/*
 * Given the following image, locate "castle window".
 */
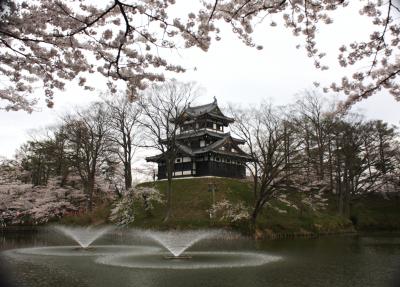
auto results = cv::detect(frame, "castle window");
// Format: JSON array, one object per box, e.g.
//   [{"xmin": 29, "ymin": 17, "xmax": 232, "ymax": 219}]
[
  {"xmin": 182, "ymin": 124, "xmax": 192, "ymax": 132},
  {"xmin": 200, "ymin": 140, "xmax": 205, "ymax": 147}
]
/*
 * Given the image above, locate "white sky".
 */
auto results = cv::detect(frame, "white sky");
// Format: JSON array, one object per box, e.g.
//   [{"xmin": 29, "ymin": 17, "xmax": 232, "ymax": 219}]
[{"xmin": 0, "ymin": 1, "xmax": 399, "ymax": 168}]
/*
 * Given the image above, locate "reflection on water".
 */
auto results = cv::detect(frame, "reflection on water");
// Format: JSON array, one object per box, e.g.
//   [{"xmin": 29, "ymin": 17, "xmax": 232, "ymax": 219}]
[
  {"xmin": 9, "ymin": 245, "xmax": 160, "ymax": 257},
  {"xmin": 1, "ymin": 229, "xmax": 400, "ymax": 287},
  {"xmin": 96, "ymin": 251, "xmax": 281, "ymax": 269}
]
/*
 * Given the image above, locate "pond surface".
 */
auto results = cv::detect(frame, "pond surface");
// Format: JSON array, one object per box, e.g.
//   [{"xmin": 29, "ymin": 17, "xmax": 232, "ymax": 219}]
[{"xmin": 1, "ymin": 229, "xmax": 399, "ymax": 287}]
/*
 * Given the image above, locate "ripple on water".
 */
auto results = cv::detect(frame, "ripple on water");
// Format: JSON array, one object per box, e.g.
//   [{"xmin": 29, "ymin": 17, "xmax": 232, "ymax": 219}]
[
  {"xmin": 5, "ymin": 245, "xmax": 160, "ymax": 257},
  {"xmin": 95, "ymin": 251, "xmax": 282, "ymax": 269}
]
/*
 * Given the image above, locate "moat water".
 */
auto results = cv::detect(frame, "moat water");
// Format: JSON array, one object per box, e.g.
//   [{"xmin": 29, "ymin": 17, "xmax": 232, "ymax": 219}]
[{"xmin": 0, "ymin": 229, "xmax": 399, "ymax": 287}]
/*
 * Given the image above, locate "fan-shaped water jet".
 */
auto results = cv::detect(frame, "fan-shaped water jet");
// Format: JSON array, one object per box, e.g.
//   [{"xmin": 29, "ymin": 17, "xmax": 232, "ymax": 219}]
[
  {"xmin": 141, "ymin": 229, "xmax": 221, "ymax": 258},
  {"xmin": 53, "ymin": 225, "xmax": 113, "ymax": 249}
]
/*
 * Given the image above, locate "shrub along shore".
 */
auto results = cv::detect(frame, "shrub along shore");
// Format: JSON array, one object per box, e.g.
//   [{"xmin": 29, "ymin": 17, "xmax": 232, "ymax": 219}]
[{"xmin": 54, "ymin": 178, "xmax": 400, "ymax": 239}]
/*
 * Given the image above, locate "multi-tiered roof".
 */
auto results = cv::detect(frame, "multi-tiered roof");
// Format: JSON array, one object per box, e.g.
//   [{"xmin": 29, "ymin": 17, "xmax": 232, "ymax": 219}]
[{"xmin": 146, "ymin": 98, "xmax": 251, "ymax": 179}]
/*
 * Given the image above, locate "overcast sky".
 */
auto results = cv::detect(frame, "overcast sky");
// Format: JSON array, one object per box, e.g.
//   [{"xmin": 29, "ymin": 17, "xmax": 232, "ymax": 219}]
[{"xmin": 1, "ymin": 1, "xmax": 399, "ymax": 170}]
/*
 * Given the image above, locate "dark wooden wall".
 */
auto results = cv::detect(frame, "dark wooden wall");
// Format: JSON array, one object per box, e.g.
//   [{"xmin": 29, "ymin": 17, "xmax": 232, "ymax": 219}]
[{"xmin": 157, "ymin": 158, "xmax": 246, "ymax": 180}]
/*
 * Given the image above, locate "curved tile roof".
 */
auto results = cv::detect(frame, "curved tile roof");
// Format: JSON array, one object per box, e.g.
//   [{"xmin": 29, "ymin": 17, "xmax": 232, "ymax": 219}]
[{"xmin": 183, "ymin": 98, "xmax": 234, "ymax": 122}]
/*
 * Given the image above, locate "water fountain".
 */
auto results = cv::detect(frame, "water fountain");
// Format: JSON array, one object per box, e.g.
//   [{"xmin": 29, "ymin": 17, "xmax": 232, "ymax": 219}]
[
  {"xmin": 95, "ymin": 229, "xmax": 281, "ymax": 269},
  {"xmin": 53, "ymin": 225, "xmax": 113, "ymax": 249},
  {"xmin": 8, "ymin": 225, "xmax": 160, "ymax": 257},
  {"xmin": 3, "ymin": 227, "xmax": 281, "ymax": 269},
  {"xmin": 142, "ymin": 229, "xmax": 220, "ymax": 259}
]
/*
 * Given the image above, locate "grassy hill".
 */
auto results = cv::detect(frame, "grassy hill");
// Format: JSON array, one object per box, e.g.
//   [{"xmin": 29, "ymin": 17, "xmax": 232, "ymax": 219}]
[
  {"xmin": 135, "ymin": 177, "xmax": 253, "ymax": 230},
  {"xmin": 351, "ymin": 194, "xmax": 400, "ymax": 231},
  {"xmin": 134, "ymin": 177, "xmax": 356, "ymax": 236},
  {"xmin": 61, "ymin": 177, "xmax": 400, "ymax": 238}
]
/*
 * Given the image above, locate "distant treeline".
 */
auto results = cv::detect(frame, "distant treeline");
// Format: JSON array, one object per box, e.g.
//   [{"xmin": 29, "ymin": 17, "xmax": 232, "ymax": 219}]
[
  {"xmin": 12, "ymin": 94, "xmax": 141, "ymax": 211},
  {"xmin": 229, "ymin": 91, "xmax": 400, "ymax": 224},
  {"xmin": 4, "ymin": 84, "xmax": 400, "ymax": 225}
]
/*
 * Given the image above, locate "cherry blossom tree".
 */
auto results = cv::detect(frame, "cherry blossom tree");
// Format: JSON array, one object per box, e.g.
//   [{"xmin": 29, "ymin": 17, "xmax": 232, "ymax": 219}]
[
  {"xmin": 0, "ymin": 0, "xmax": 203, "ymax": 111},
  {"xmin": 1, "ymin": 0, "xmax": 399, "ymax": 113},
  {"xmin": 109, "ymin": 186, "xmax": 163, "ymax": 226},
  {"xmin": 201, "ymin": 0, "xmax": 400, "ymax": 110}
]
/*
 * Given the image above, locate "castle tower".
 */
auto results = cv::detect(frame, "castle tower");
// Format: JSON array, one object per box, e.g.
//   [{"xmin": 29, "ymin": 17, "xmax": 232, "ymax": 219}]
[{"xmin": 146, "ymin": 98, "xmax": 251, "ymax": 179}]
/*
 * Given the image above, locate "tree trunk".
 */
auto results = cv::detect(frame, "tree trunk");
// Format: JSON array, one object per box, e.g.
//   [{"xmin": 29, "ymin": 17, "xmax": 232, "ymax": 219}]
[
  {"xmin": 328, "ymin": 138, "xmax": 334, "ymax": 192},
  {"xmin": 124, "ymin": 161, "xmax": 132, "ymax": 190},
  {"xmin": 60, "ymin": 169, "xmax": 69, "ymax": 187},
  {"xmin": 253, "ymin": 165, "xmax": 258, "ymax": 203},
  {"xmin": 305, "ymin": 129, "xmax": 311, "ymax": 181},
  {"xmin": 142, "ymin": 194, "xmax": 152, "ymax": 217},
  {"xmin": 163, "ymin": 160, "xmax": 173, "ymax": 222},
  {"xmin": 87, "ymin": 174, "xmax": 96, "ymax": 212},
  {"xmin": 335, "ymin": 136, "xmax": 343, "ymax": 215},
  {"xmin": 344, "ymin": 165, "xmax": 352, "ymax": 218},
  {"xmin": 250, "ymin": 208, "xmax": 259, "ymax": 232},
  {"xmin": 338, "ymin": 180, "xmax": 344, "ymax": 215},
  {"xmin": 250, "ymin": 198, "xmax": 264, "ymax": 233},
  {"xmin": 342, "ymin": 166, "xmax": 350, "ymax": 217},
  {"xmin": 319, "ymin": 148, "xmax": 324, "ymax": 180}
]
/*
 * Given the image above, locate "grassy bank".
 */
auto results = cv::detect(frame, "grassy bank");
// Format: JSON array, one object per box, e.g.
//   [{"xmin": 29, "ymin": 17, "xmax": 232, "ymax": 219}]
[
  {"xmin": 351, "ymin": 194, "xmax": 400, "ymax": 231},
  {"xmin": 58, "ymin": 202, "xmax": 112, "ymax": 226},
  {"xmin": 135, "ymin": 178, "xmax": 253, "ymax": 230},
  {"xmin": 134, "ymin": 178, "xmax": 354, "ymax": 236},
  {"xmin": 56, "ymin": 177, "xmax": 400, "ymax": 238}
]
